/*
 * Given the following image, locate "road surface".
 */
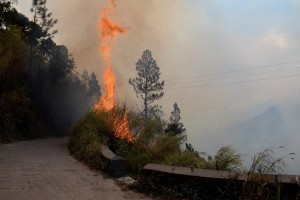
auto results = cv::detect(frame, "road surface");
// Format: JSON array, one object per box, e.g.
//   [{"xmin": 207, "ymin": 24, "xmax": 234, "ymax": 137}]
[{"xmin": 0, "ymin": 137, "xmax": 150, "ymax": 200}]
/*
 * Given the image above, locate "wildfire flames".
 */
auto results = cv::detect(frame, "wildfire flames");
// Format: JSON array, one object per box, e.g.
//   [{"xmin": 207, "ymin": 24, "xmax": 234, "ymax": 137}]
[{"xmin": 94, "ymin": 0, "xmax": 135, "ymax": 143}]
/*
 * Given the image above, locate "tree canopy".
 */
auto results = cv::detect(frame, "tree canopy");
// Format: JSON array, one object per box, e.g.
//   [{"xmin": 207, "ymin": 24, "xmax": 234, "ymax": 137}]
[
  {"xmin": 0, "ymin": 0, "xmax": 101, "ymax": 142},
  {"xmin": 165, "ymin": 102, "xmax": 186, "ymax": 136},
  {"xmin": 129, "ymin": 49, "xmax": 164, "ymax": 119}
]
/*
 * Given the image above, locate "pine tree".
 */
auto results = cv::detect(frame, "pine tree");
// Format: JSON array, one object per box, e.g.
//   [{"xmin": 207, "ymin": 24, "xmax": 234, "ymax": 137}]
[
  {"xmin": 29, "ymin": 0, "xmax": 57, "ymax": 75},
  {"xmin": 165, "ymin": 102, "xmax": 186, "ymax": 135},
  {"xmin": 88, "ymin": 72, "xmax": 101, "ymax": 103},
  {"xmin": 31, "ymin": 0, "xmax": 57, "ymax": 39},
  {"xmin": 129, "ymin": 49, "xmax": 164, "ymax": 119}
]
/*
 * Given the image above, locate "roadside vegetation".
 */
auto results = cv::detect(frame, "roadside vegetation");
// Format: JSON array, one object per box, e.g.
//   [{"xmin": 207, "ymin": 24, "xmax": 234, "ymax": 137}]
[
  {"xmin": 69, "ymin": 106, "xmax": 246, "ymax": 198},
  {"xmin": 69, "ymin": 112, "xmax": 299, "ymax": 199},
  {"xmin": 69, "ymin": 48, "xmax": 298, "ymax": 199}
]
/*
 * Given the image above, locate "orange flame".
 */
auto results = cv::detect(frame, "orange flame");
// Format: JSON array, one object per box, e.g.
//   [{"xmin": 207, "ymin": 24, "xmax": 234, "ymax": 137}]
[
  {"xmin": 113, "ymin": 111, "xmax": 135, "ymax": 142},
  {"xmin": 94, "ymin": 0, "xmax": 135, "ymax": 143},
  {"xmin": 94, "ymin": 0, "xmax": 126, "ymax": 111}
]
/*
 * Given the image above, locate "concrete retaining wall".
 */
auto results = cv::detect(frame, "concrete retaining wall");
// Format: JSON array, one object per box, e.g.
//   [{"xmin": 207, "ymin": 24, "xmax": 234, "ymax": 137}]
[
  {"xmin": 101, "ymin": 146, "xmax": 127, "ymax": 178},
  {"xmin": 142, "ymin": 163, "xmax": 300, "ymax": 199}
]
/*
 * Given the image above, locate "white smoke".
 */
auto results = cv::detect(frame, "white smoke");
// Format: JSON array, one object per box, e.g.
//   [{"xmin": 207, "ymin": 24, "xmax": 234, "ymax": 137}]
[{"xmin": 17, "ymin": 0, "xmax": 300, "ymax": 173}]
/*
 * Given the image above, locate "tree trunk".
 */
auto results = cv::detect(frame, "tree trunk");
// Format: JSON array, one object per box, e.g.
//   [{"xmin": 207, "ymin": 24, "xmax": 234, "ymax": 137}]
[
  {"xmin": 144, "ymin": 93, "xmax": 147, "ymax": 119},
  {"xmin": 29, "ymin": 44, "xmax": 32, "ymax": 76}
]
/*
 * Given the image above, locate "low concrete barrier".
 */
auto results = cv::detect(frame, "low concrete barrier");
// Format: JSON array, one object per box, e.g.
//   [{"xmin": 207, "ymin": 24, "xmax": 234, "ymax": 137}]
[
  {"xmin": 101, "ymin": 146, "xmax": 127, "ymax": 178},
  {"xmin": 142, "ymin": 163, "xmax": 300, "ymax": 199},
  {"xmin": 144, "ymin": 163, "xmax": 299, "ymax": 184}
]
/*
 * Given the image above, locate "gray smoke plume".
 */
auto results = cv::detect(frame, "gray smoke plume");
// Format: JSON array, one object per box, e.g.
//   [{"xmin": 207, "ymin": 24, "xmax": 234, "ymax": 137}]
[{"xmin": 17, "ymin": 0, "xmax": 300, "ymax": 174}]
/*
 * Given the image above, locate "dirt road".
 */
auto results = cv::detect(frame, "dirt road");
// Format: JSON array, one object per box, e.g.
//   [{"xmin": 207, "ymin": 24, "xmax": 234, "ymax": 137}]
[{"xmin": 0, "ymin": 137, "xmax": 150, "ymax": 200}]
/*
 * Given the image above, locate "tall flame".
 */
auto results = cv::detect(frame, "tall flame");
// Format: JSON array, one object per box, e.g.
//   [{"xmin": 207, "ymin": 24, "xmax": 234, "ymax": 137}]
[
  {"xmin": 94, "ymin": 0, "xmax": 126, "ymax": 111},
  {"xmin": 94, "ymin": 0, "xmax": 135, "ymax": 143}
]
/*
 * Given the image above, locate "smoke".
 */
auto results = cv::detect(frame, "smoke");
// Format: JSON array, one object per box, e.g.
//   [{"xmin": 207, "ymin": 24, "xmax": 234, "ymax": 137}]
[
  {"xmin": 44, "ymin": 0, "xmax": 226, "ymax": 113},
  {"xmin": 17, "ymin": 0, "xmax": 300, "ymax": 173}
]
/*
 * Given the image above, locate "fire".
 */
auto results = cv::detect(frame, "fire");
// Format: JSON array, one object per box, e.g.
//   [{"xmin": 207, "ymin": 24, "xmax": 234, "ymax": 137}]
[
  {"xmin": 113, "ymin": 112, "xmax": 135, "ymax": 142},
  {"xmin": 94, "ymin": 67, "xmax": 115, "ymax": 111},
  {"xmin": 94, "ymin": 0, "xmax": 125, "ymax": 111},
  {"xmin": 94, "ymin": 0, "xmax": 135, "ymax": 143}
]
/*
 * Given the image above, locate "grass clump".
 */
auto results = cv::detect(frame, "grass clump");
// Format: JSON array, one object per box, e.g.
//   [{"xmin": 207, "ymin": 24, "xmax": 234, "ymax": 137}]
[{"xmin": 242, "ymin": 147, "xmax": 295, "ymax": 200}]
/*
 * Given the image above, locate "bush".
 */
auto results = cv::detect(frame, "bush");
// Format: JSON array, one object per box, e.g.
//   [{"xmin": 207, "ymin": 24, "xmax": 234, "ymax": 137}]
[
  {"xmin": 69, "ymin": 111, "xmax": 109, "ymax": 170},
  {"xmin": 211, "ymin": 145, "xmax": 242, "ymax": 171},
  {"xmin": 163, "ymin": 151, "xmax": 204, "ymax": 167}
]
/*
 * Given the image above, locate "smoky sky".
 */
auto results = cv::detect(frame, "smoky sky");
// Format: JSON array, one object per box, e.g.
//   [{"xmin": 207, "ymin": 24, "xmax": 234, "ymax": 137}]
[{"xmin": 17, "ymin": 0, "xmax": 300, "ymax": 174}]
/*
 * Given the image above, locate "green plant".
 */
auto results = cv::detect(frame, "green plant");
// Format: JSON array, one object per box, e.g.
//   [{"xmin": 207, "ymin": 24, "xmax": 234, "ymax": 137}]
[
  {"xmin": 213, "ymin": 145, "xmax": 242, "ymax": 171},
  {"xmin": 242, "ymin": 148, "xmax": 290, "ymax": 200},
  {"xmin": 0, "ymin": 26, "xmax": 42, "ymax": 142},
  {"xmin": 197, "ymin": 145, "xmax": 243, "ymax": 171},
  {"xmin": 163, "ymin": 151, "xmax": 205, "ymax": 167},
  {"xmin": 165, "ymin": 102, "xmax": 186, "ymax": 136},
  {"xmin": 114, "ymin": 113, "xmax": 191, "ymax": 176},
  {"xmin": 129, "ymin": 49, "xmax": 165, "ymax": 119},
  {"xmin": 68, "ymin": 110, "xmax": 109, "ymax": 170}
]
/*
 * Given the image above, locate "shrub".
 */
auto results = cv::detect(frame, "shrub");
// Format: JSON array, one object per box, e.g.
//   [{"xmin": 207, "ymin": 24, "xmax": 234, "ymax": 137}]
[
  {"xmin": 69, "ymin": 111, "xmax": 109, "ymax": 170},
  {"xmin": 163, "ymin": 151, "xmax": 204, "ymax": 167},
  {"xmin": 213, "ymin": 145, "xmax": 242, "ymax": 171}
]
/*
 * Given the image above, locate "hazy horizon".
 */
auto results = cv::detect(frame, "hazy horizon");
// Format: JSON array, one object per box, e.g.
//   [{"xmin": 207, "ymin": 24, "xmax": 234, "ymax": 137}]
[{"xmin": 17, "ymin": 0, "xmax": 300, "ymax": 174}]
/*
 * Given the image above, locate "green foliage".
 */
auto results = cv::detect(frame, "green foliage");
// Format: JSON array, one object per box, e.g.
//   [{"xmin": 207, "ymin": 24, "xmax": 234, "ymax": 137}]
[
  {"xmin": 165, "ymin": 102, "xmax": 186, "ymax": 136},
  {"xmin": 129, "ymin": 49, "xmax": 164, "ymax": 119},
  {"xmin": 69, "ymin": 107, "xmax": 143, "ymax": 171},
  {"xmin": 198, "ymin": 145, "xmax": 243, "ymax": 171},
  {"xmin": 242, "ymin": 148, "xmax": 291, "ymax": 200},
  {"xmin": 0, "ymin": 1, "xmax": 101, "ymax": 140},
  {"xmin": 115, "ymin": 110, "xmax": 194, "ymax": 175},
  {"xmin": 0, "ymin": 1, "xmax": 18, "ymax": 28},
  {"xmin": 69, "ymin": 111, "xmax": 109, "ymax": 170},
  {"xmin": 163, "ymin": 151, "xmax": 204, "ymax": 167},
  {"xmin": 70, "ymin": 108, "xmax": 186, "ymax": 176},
  {"xmin": 31, "ymin": 0, "xmax": 58, "ymax": 39},
  {"xmin": 69, "ymin": 107, "xmax": 250, "ymax": 199},
  {"xmin": 115, "ymin": 118, "xmax": 171, "ymax": 175},
  {"xmin": 69, "ymin": 107, "xmax": 244, "ymax": 180},
  {"xmin": 88, "ymin": 72, "xmax": 101, "ymax": 101},
  {"xmin": 213, "ymin": 145, "xmax": 242, "ymax": 171},
  {"xmin": 0, "ymin": 26, "xmax": 41, "ymax": 142}
]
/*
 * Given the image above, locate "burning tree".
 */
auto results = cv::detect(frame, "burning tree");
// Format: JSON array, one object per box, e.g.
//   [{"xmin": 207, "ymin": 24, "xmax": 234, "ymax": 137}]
[
  {"xmin": 129, "ymin": 50, "xmax": 164, "ymax": 119},
  {"xmin": 165, "ymin": 102, "xmax": 186, "ymax": 135}
]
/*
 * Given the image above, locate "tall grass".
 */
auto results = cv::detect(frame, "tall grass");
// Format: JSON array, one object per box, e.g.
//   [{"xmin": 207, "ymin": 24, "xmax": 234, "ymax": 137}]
[{"xmin": 242, "ymin": 147, "xmax": 295, "ymax": 199}]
